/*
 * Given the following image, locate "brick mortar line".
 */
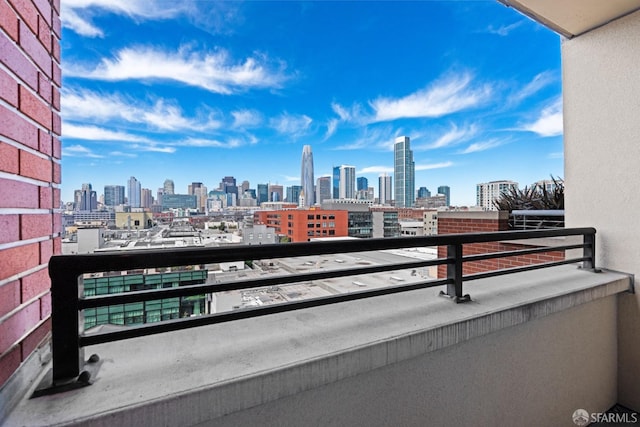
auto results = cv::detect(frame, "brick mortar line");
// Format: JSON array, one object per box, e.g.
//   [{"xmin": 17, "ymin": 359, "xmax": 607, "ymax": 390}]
[
  {"xmin": 0, "ymin": 261, "xmax": 49, "ymax": 288},
  {"xmin": 0, "ymin": 235, "xmax": 55, "ymax": 252},
  {"xmin": 0, "ymin": 286, "xmax": 51, "ymax": 326},
  {"xmin": 0, "ymin": 94, "xmax": 60, "ymax": 139},
  {"xmin": 0, "ymin": 169, "xmax": 59, "ymax": 187},
  {"xmin": 0, "ymin": 315, "xmax": 51, "ymax": 361},
  {"xmin": 0, "ymin": 22, "xmax": 61, "ymax": 87},
  {"xmin": 0, "ymin": 133, "xmax": 61, "ymax": 163}
]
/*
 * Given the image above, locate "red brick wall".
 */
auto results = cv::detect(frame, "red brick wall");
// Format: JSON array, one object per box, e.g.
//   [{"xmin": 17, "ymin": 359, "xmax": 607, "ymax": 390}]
[
  {"xmin": 437, "ymin": 212, "xmax": 564, "ymax": 278},
  {"xmin": 0, "ymin": 0, "xmax": 61, "ymax": 388},
  {"xmin": 255, "ymin": 209, "xmax": 349, "ymax": 242}
]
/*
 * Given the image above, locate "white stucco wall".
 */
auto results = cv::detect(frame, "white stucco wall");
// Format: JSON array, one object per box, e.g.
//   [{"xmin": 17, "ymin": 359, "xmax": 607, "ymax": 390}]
[{"xmin": 562, "ymin": 9, "xmax": 640, "ymax": 410}]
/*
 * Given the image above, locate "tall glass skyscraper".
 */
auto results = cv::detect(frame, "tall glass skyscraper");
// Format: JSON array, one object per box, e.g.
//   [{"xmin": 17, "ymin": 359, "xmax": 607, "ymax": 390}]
[
  {"xmin": 394, "ymin": 136, "xmax": 415, "ymax": 208},
  {"xmin": 104, "ymin": 185, "xmax": 125, "ymax": 207},
  {"xmin": 128, "ymin": 176, "xmax": 141, "ymax": 208},
  {"xmin": 316, "ymin": 176, "xmax": 332, "ymax": 204},
  {"xmin": 300, "ymin": 145, "xmax": 315, "ymax": 206},
  {"xmin": 437, "ymin": 185, "xmax": 450, "ymax": 206},
  {"xmin": 336, "ymin": 165, "xmax": 356, "ymax": 199},
  {"xmin": 379, "ymin": 173, "xmax": 392, "ymax": 205}
]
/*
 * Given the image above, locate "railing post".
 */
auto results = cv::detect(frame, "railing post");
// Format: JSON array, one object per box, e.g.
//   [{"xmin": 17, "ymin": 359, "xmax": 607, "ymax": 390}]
[
  {"xmin": 583, "ymin": 232, "xmax": 598, "ymax": 271},
  {"xmin": 50, "ymin": 264, "xmax": 85, "ymax": 384},
  {"xmin": 440, "ymin": 243, "xmax": 471, "ymax": 303}
]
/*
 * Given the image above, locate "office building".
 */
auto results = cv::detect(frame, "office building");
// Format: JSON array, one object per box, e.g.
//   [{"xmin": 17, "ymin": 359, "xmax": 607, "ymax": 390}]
[
  {"xmin": 333, "ymin": 165, "xmax": 356, "ymax": 199},
  {"xmin": 254, "ymin": 209, "xmax": 348, "ymax": 242},
  {"xmin": 257, "ymin": 184, "xmax": 269, "ymax": 204},
  {"xmin": 268, "ymin": 184, "xmax": 284, "ymax": 203},
  {"xmin": 78, "ymin": 183, "xmax": 97, "ymax": 211},
  {"xmin": 437, "ymin": 185, "xmax": 451, "ymax": 206},
  {"xmin": 163, "ymin": 179, "xmax": 175, "ymax": 195},
  {"xmin": 417, "ymin": 187, "xmax": 431, "ymax": 199},
  {"xmin": 141, "ymin": 188, "xmax": 153, "ymax": 208},
  {"xmin": 286, "ymin": 185, "xmax": 302, "ymax": 204},
  {"xmin": 316, "ymin": 176, "xmax": 332, "ymax": 205},
  {"xmin": 301, "ymin": 145, "xmax": 315, "ymax": 207},
  {"xmin": 128, "ymin": 176, "xmax": 141, "ymax": 208},
  {"xmin": 394, "ymin": 136, "xmax": 415, "ymax": 208},
  {"xmin": 357, "ymin": 177, "xmax": 368, "ymax": 191},
  {"xmin": 476, "ymin": 180, "xmax": 518, "ymax": 210},
  {"xmin": 379, "ymin": 173, "xmax": 392, "ymax": 205},
  {"xmin": 104, "ymin": 185, "xmax": 125, "ymax": 207}
]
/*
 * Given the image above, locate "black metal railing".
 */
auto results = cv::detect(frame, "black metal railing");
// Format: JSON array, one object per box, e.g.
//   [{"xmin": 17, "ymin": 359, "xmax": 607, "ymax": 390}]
[
  {"xmin": 509, "ymin": 210, "xmax": 565, "ymax": 230},
  {"xmin": 46, "ymin": 227, "xmax": 596, "ymax": 392}
]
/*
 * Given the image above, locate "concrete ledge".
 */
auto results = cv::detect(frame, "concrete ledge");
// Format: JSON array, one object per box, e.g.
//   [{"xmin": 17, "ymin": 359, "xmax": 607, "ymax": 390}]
[{"xmin": 3, "ymin": 266, "xmax": 631, "ymax": 426}]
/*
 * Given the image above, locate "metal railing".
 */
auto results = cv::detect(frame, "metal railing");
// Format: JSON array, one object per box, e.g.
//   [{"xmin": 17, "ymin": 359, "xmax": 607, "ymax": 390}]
[
  {"xmin": 509, "ymin": 210, "xmax": 565, "ymax": 230},
  {"xmin": 45, "ymin": 227, "xmax": 596, "ymax": 394}
]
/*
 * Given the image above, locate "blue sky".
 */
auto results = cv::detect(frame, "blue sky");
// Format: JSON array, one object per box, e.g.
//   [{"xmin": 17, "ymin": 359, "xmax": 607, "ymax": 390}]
[{"xmin": 60, "ymin": 0, "xmax": 563, "ymax": 206}]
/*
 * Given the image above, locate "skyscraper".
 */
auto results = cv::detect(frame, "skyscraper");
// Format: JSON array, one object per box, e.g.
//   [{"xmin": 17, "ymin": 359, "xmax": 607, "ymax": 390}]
[
  {"xmin": 316, "ymin": 176, "xmax": 332, "ymax": 204},
  {"xmin": 417, "ymin": 187, "xmax": 431, "ymax": 198},
  {"xmin": 379, "ymin": 174, "xmax": 392, "ymax": 205},
  {"xmin": 437, "ymin": 185, "xmax": 450, "ymax": 206},
  {"xmin": 338, "ymin": 165, "xmax": 356, "ymax": 199},
  {"xmin": 394, "ymin": 136, "xmax": 415, "ymax": 208},
  {"xmin": 128, "ymin": 176, "xmax": 141, "ymax": 208},
  {"xmin": 300, "ymin": 145, "xmax": 315, "ymax": 207},
  {"xmin": 104, "ymin": 185, "xmax": 125, "ymax": 207},
  {"xmin": 286, "ymin": 185, "xmax": 302, "ymax": 204},
  {"xmin": 257, "ymin": 184, "xmax": 269, "ymax": 204},
  {"xmin": 79, "ymin": 183, "xmax": 97, "ymax": 211},
  {"xmin": 141, "ymin": 188, "xmax": 153, "ymax": 208},
  {"xmin": 357, "ymin": 177, "xmax": 368, "ymax": 191},
  {"xmin": 163, "ymin": 179, "xmax": 175, "ymax": 195},
  {"xmin": 332, "ymin": 166, "xmax": 340, "ymax": 199}
]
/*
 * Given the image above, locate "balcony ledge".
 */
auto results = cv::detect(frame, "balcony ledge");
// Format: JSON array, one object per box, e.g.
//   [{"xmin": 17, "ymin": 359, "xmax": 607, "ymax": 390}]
[{"xmin": 4, "ymin": 265, "xmax": 631, "ymax": 426}]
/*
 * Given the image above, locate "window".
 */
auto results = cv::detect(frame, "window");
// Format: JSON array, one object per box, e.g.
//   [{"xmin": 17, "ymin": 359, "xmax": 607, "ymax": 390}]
[
  {"xmin": 307, "ymin": 215, "xmax": 314, "ymax": 220},
  {"xmin": 308, "ymin": 223, "xmax": 314, "ymax": 228},
  {"xmin": 329, "ymin": 230, "xmax": 335, "ymax": 235}
]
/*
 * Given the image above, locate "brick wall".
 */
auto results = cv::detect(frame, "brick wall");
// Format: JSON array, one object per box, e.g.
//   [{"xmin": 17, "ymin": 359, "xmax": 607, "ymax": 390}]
[
  {"xmin": 0, "ymin": 0, "xmax": 61, "ymax": 388},
  {"xmin": 437, "ymin": 211, "xmax": 564, "ymax": 278}
]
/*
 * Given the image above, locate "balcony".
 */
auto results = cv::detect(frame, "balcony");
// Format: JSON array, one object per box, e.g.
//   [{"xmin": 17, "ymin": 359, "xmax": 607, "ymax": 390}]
[{"xmin": 3, "ymin": 229, "xmax": 635, "ymax": 426}]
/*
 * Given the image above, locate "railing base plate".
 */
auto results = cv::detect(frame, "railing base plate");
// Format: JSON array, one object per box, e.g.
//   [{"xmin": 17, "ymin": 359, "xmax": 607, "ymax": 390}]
[
  {"xmin": 438, "ymin": 291, "xmax": 471, "ymax": 303},
  {"xmin": 31, "ymin": 354, "xmax": 102, "ymax": 398}
]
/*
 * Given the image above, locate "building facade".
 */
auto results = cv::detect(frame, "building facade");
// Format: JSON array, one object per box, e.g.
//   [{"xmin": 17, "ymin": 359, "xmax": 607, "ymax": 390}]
[
  {"xmin": 437, "ymin": 185, "xmax": 450, "ymax": 206},
  {"xmin": 338, "ymin": 165, "xmax": 356, "ymax": 199},
  {"xmin": 128, "ymin": 176, "xmax": 141, "ymax": 208},
  {"xmin": 476, "ymin": 180, "xmax": 518, "ymax": 210},
  {"xmin": 300, "ymin": 145, "xmax": 315, "ymax": 207},
  {"xmin": 316, "ymin": 176, "xmax": 332, "ymax": 205},
  {"xmin": 379, "ymin": 173, "xmax": 392, "ymax": 205},
  {"xmin": 254, "ymin": 209, "xmax": 348, "ymax": 242},
  {"xmin": 394, "ymin": 136, "xmax": 415, "ymax": 208},
  {"xmin": 104, "ymin": 185, "xmax": 125, "ymax": 207}
]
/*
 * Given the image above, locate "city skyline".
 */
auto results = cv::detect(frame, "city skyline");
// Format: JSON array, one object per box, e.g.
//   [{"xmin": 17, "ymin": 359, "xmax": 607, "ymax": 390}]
[{"xmin": 60, "ymin": 1, "xmax": 563, "ymax": 205}]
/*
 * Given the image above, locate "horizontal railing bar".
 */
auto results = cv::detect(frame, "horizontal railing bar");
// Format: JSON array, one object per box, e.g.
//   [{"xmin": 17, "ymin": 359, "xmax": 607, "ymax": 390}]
[
  {"xmin": 79, "ymin": 278, "xmax": 451, "ymax": 346},
  {"xmin": 49, "ymin": 228, "xmax": 596, "ymax": 281},
  {"xmin": 80, "ymin": 258, "xmax": 449, "ymax": 308},
  {"xmin": 463, "ymin": 257, "xmax": 588, "ymax": 282},
  {"xmin": 462, "ymin": 243, "xmax": 586, "ymax": 263}
]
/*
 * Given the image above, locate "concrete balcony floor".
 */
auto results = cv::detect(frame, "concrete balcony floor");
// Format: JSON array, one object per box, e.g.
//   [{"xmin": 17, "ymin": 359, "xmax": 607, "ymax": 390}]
[{"xmin": 3, "ymin": 265, "xmax": 631, "ymax": 427}]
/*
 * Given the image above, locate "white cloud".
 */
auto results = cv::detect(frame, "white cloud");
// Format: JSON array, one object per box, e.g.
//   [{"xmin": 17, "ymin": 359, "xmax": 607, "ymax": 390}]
[
  {"xmin": 109, "ymin": 151, "xmax": 137, "ymax": 158},
  {"xmin": 129, "ymin": 144, "xmax": 176, "ymax": 153},
  {"xmin": 270, "ymin": 113, "xmax": 312, "ymax": 137},
  {"xmin": 369, "ymin": 73, "xmax": 492, "ymax": 123},
  {"xmin": 415, "ymin": 123, "xmax": 478, "ymax": 150},
  {"xmin": 522, "ymin": 98, "xmax": 563, "ymax": 137},
  {"xmin": 65, "ymin": 46, "xmax": 289, "ymax": 94},
  {"xmin": 178, "ymin": 137, "xmax": 246, "ymax": 149},
  {"xmin": 415, "ymin": 161, "xmax": 454, "ymax": 171},
  {"xmin": 359, "ymin": 166, "xmax": 393, "ymax": 174},
  {"xmin": 458, "ymin": 138, "xmax": 506, "ymax": 154},
  {"xmin": 62, "ymin": 89, "xmax": 220, "ymax": 131},
  {"xmin": 508, "ymin": 71, "xmax": 556, "ymax": 106},
  {"xmin": 486, "ymin": 21, "xmax": 524, "ymax": 36},
  {"xmin": 62, "ymin": 144, "xmax": 104, "ymax": 158},
  {"xmin": 282, "ymin": 175, "xmax": 299, "ymax": 182},
  {"xmin": 231, "ymin": 110, "xmax": 263, "ymax": 128},
  {"xmin": 62, "ymin": 7, "xmax": 103, "ymax": 37},
  {"xmin": 63, "ymin": 123, "xmax": 149, "ymax": 142},
  {"xmin": 548, "ymin": 151, "xmax": 563, "ymax": 159}
]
